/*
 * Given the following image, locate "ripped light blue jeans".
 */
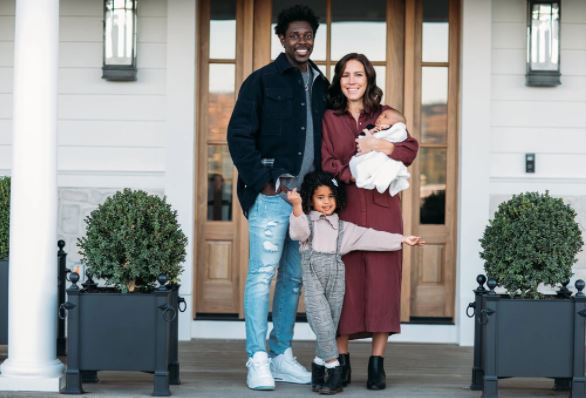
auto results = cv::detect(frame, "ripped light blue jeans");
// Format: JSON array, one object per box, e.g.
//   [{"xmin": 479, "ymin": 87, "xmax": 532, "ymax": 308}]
[{"xmin": 244, "ymin": 193, "xmax": 302, "ymax": 358}]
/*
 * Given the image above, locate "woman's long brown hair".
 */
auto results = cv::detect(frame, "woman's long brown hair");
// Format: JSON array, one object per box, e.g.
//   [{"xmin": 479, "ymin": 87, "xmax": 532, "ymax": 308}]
[{"xmin": 327, "ymin": 53, "xmax": 383, "ymax": 115}]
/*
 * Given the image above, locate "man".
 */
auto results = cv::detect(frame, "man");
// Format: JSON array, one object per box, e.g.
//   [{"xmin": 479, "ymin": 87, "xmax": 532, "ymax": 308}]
[{"xmin": 227, "ymin": 4, "xmax": 329, "ymax": 391}]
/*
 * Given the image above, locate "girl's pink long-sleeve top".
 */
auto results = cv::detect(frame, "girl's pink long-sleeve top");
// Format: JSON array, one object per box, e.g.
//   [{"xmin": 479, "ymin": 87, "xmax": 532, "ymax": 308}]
[{"xmin": 289, "ymin": 211, "xmax": 402, "ymax": 255}]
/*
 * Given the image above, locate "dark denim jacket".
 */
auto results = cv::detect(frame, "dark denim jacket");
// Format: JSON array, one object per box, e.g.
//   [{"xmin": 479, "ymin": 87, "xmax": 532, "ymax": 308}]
[{"xmin": 227, "ymin": 53, "xmax": 329, "ymax": 216}]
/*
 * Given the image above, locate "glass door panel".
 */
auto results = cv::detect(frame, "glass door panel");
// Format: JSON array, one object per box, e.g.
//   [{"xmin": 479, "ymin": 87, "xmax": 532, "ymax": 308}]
[
  {"xmin": 207, "ymin": 145, "xmax": 234, "ymax": 221},
  {"xmin": 208, "ymin": 64, "xmax": 236, "ymax": 140},
  {"xmin": 331, "ymin": 0, "xmax": 387, "ymax": 61},
  {"xmin": 422, "ymin": 0, "xmax": 449, "ymax": 62},
  {"xmin": 421, "ymin": 67, "xmax": 448, "ymax": 144},
  {"xmin": 419, "ymin": 147, "xmax": 446, "ymax": 225},
  {"xmin": 209, "ymin": 1, "xmax": 237, "ymax": 59}
]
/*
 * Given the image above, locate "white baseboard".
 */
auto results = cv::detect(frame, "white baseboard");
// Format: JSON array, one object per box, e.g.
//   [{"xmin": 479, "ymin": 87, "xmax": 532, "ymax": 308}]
[{"xmin": 191, "ymin": 320, "xmax": 458, "ymax": 344}]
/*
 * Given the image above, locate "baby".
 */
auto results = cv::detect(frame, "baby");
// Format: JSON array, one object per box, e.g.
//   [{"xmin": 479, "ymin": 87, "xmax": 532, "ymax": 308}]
[{"xmin": 349, "ymin": 108, "xmax": 411, "ymax": 196}]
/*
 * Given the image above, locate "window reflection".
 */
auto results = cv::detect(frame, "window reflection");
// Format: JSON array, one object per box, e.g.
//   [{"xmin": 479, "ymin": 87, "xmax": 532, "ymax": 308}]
[
  {"xmin": 422, "ymin": 0, "xmax": 449, "ymax": 63},
  {"xmin": 530, "ymin": 3, "xmax": 560, "ymax": 71},
  {"xmin": 419, "ymin": 148, "xmax": 446, "ymax": 225},
  {"xmin": 208, "ymin": 145, "xmax": 233, "ymax": 221},
  {"xmin": 208, "ymin": 64, "xmax": 235, "ymax": 138},
  {"xmin": 331, "ymin": 0, "xmax": 387, "ymax": 61},
  {"xmin": 374, "ymin": 66, "xmax": 386, "ymax": 104},
  {"xmin": 210, "ymin": 0, "xmax": 236, "ymax": 59},
  {"xmin": 104, "ymin": 0, "xmax": 136, "ymax": 66},
  {"xmin": 271, "ymin": 0, "xmax": 326, "ymax": 60},
  {"xmin": 421, "ymin": 67, "xmax": 447, "ymax": 144}
]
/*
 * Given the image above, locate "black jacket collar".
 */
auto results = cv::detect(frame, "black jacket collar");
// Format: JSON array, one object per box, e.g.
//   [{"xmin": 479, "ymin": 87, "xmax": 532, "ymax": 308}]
[{"xmin": 275, "ymin": 53, "xmax": 325, "ymax": 81}]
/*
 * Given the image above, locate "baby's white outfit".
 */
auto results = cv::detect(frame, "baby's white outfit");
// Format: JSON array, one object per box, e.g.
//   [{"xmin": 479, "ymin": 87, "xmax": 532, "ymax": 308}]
[{"xmin": 349, "ymin": 122, "xmax": 410, "ymax": 196}]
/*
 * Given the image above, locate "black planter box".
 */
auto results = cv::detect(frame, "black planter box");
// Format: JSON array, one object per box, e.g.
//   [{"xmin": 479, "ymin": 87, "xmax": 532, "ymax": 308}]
[
  {"xmin": 62, "ymin": 281, "xmax": 181, "ymax": 396},
  {"xmin": 469, "ymin": 276, "xmax": 586, "ymax": 398},
  {"xmin": 0, "ymin": 259, "xmax": 7, "ymax": 345},
  {"xmin": 1, "ymin": 241, "xmax": 70, "ymax": 352}
]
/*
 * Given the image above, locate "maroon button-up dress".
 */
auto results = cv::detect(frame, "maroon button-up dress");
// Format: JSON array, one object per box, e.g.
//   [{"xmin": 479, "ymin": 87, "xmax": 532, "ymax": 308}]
[{"xmin": 321, "ymin": 106, "xmax": 419, "ymax": 339}]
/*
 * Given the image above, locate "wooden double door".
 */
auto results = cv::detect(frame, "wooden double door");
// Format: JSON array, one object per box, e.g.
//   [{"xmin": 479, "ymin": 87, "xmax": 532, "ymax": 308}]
[{"xmin": 195, "ymin": 0, "xmax": 460, "ymax": 322}]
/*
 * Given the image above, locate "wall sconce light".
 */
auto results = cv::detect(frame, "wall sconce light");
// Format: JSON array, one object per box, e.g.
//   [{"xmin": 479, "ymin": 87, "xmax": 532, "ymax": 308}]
[
  {"xmin": 102, "ymin": 0, "xmax": 137, "ymax": 81},
  {"xmin": 526, "ymin": 0, "xmax": 561, "ymax": 87}
]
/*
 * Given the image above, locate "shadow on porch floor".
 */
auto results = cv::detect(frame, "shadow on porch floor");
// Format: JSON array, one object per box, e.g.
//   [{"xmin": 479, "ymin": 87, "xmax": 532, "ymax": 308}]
[{"xmin": 0, "ymin": 339, "xmax": 575, "ymax": 397}]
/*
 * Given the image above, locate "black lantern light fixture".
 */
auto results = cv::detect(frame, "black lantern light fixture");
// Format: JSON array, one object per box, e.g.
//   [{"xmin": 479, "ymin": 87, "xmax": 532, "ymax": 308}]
[
  {"xmin": 526, "ymin": 0, "xmax": 561, "ymax": 87},
  {"xmin": 102, "ymin": 0, "xmax": 137, "ymax": 81}
]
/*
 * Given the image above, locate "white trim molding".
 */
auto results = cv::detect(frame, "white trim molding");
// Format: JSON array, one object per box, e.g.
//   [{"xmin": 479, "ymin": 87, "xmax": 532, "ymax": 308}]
[{"xmin": 191, "ymin": 321, "xmax": 459, "ymax": 344}]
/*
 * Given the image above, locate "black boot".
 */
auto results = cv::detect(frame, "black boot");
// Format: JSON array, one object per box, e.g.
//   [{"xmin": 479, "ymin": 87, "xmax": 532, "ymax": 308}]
[
  {"xmin": 338, "ymin": 353, "xmax": 351, "ymax": 386},
  {"xmin": 312, "ymin": 362, "xmax": 326, "ymax": 393},
  {"xmin": 366, "ymin": 356, "xmax": 386, "ymax": 390},
  {"xmin": 319, "ymin": 366, "xmax": 344, "ymax": 395}
]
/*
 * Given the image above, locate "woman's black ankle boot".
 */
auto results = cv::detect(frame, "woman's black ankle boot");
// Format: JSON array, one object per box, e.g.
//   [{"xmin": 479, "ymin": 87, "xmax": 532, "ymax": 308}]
[
  {"xmin": 319, "ymin": 366, "xmax": 344, "ymax": 395},
  {"xmin": 312, "ymin": 362, "xmax": 326, "ymax": 392},
  {"xmin": 367, "ymin": 356, "xmax": 386, "ymax": 390},
  {"xmin": 338, "ymin": 353, "xmax": 351, "ymax": 386}
]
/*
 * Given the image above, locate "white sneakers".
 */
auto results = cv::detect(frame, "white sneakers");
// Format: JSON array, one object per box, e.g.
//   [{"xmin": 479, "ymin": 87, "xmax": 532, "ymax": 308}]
[
  {"xmin": 247, "ymin": 351, "xmax": 275, "ymax": 390},
  {"xmin": 247, "ymin": 348, "xmax": 311, "ymax": 390},
  {"xmin": 270, "ymin": 348, "xmax": 311, "ymax": 385}
]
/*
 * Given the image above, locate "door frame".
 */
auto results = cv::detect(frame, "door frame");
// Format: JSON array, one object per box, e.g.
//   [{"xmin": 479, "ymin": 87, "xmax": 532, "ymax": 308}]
[{"xmin": 194, "ymin": 0, "xmax": 460, "ymax": 321}]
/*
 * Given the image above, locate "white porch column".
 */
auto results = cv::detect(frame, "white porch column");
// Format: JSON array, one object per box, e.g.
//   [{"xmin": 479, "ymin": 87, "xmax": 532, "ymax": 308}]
[
  {"xmin": 165, "ymin": 0, "xmax": 196, "ymax": 341},
  {"xmin": 0, "ymin": 0, "xmax": 63, "ymax": 391},
  {"xmin": 455, "ymin": 0, "xmax": 492, "ymax": 347}
]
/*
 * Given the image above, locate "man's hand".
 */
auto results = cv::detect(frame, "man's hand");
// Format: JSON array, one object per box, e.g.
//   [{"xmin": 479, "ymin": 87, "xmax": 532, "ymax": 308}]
[
  {"xmin": 261, "ymin": 177, "xmax": 293, "ymax": 196},
  {"xmin": 261, "ymin": 182, "xmax": 277, "ymax": 195}
]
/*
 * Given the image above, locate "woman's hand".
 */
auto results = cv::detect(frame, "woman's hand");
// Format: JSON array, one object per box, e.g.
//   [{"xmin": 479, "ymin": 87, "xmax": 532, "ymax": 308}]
[
  {"xmin": 355, "ymin": 131, "xmax": 395, "ymax": 155},
  {"xmin": 402, "ymin": 235, "xmax": 425, "ymax": 246}
]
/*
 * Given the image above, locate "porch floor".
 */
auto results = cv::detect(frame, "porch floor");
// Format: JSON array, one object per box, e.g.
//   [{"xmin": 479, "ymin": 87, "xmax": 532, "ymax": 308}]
[{"xmin": 0, "ymin": 339, "xmax": 576, "ymax": 397}]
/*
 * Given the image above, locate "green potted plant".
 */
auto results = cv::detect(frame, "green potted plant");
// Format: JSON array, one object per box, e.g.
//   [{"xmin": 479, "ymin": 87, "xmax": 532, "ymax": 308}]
[
  {"xmin": 469, "ymin": 192, "xmax": 585, "ymax": 398},
  {"xmin": 0, "ymin": 176, "xmax": 10, "ymax": 345},
  {"xmin": 62, "ymin": 189, "xmax": 188, "ymax": 396}
]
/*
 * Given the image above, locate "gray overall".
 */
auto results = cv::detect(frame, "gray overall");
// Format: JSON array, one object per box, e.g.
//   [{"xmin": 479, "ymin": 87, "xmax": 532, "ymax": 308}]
[{"xmin": 301, "ymin": 218, "xmax": 346, "ymax": 361}]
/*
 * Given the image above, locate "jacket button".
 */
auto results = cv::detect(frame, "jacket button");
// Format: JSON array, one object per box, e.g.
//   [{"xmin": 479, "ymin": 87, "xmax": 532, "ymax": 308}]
[
  {"xmin": 298, "ymin": 152, "xmax": 302, "ymax": 156},
  {"xmin": 300, "ymin": 126, "xmax": 305, "ymax": 130},
  {"xmin": 300, "ymin": 102, "xmax": 305, "ymax": 106}
]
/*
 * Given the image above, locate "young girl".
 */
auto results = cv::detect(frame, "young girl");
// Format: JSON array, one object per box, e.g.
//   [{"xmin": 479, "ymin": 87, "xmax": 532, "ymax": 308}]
[{"xmin": 287, "ymin": 171, "xmax": 424, "ymax": 395}]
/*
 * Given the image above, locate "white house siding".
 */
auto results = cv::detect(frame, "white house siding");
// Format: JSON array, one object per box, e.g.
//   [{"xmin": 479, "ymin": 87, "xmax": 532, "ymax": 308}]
[
  {"xmin": 0, "ymin": 0, "xmax": 169, "ymax": 264},
  {"xmin": 490, "ymin": 0, "xmax": 586, "ymax": 279},
  {"xmin": 0, "ymin": 1, "xmax": 14, "ymax": 167}
]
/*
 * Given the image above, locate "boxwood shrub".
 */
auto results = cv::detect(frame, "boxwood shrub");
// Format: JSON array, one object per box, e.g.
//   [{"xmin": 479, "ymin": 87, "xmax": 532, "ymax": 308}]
[
  {"xmin": 78, "ymin": 189, "xmax": 187, "ymax": 293},
  {"xmin": 0, "ymin": 176, "xmax": 9, "ymax": 260},
  {"xmin": 480, "ymin": 191, "xmax": 583, "ymax": 298}
]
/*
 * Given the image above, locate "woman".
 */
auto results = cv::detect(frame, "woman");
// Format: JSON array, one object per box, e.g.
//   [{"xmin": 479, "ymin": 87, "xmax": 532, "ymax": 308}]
[{"xmin": 321, "ymin": 53, "xmax": 419, "ymax": 390}]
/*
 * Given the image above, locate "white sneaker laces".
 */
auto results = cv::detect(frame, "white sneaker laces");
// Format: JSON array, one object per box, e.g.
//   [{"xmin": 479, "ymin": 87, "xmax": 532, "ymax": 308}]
[{"xmin": 248, "ymin": 357, "xmax": 272, "ymax": 373}]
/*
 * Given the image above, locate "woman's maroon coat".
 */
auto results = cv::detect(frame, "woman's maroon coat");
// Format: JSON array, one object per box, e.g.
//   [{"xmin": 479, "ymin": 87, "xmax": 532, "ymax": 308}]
[{"xmin": 321, "ymin": 106, "xmax": 419, "ymax": 339}]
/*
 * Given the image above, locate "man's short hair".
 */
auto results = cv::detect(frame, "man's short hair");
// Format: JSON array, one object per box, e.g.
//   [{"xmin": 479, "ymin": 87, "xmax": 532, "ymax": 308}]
[{"xmin": 274, "ymin": 4, "xmax": 319, "ymax": 36}]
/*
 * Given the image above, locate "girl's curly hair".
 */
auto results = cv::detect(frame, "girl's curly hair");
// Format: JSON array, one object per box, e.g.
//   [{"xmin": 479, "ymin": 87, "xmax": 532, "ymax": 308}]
[{"xmin": 300, "ymin": 171, "xmax": 346, "ymax": 214}]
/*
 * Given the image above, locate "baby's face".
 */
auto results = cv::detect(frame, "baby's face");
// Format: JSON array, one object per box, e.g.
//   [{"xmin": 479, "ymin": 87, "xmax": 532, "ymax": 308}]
[{"xmin": 374, "ymin": 110, "xmax": 398, "ymax": 129}]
